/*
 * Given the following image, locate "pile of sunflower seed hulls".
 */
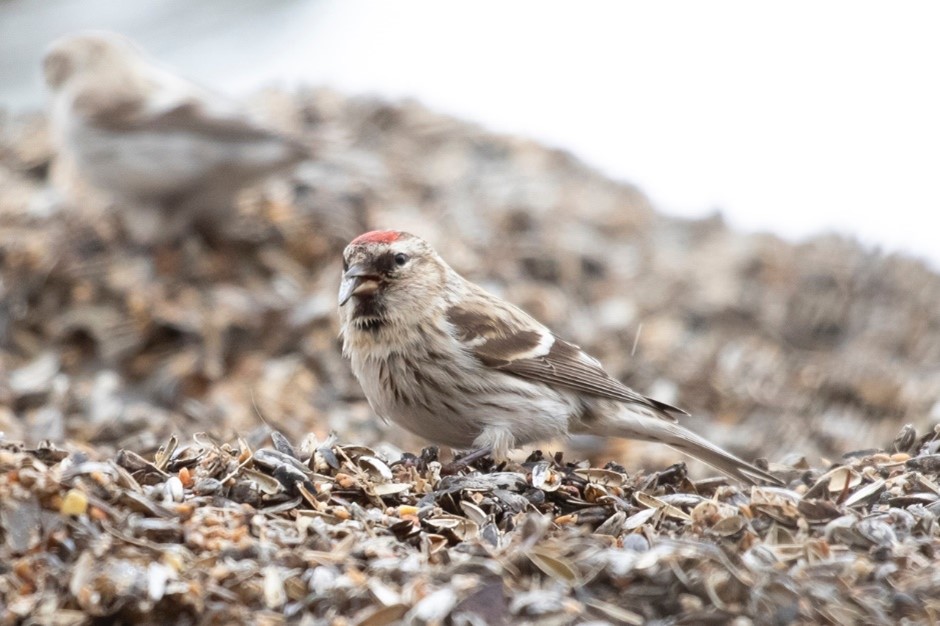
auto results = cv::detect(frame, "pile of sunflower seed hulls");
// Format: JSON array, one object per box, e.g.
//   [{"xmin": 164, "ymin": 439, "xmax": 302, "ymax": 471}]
[
  {"xmin": 3, "ymin": 87, "xmax": 940, "ymax": 623},
  {"xmin": 1, "ymin": 423, "xmax": 938, "ymax": 624}
]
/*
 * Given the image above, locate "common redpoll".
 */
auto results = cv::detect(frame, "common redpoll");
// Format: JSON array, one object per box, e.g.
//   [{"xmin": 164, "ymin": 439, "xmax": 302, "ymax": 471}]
[
  {"xmin": 339, "ymin": 230, "xmax": 780, "ymax": 484},
  {"xmin": 42, "ymin": 31, "xmax": 308, "ymax": 242}
]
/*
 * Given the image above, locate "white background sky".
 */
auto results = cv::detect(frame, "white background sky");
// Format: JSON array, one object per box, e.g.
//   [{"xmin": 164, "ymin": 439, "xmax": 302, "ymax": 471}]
[{"xmin": 3, "ymin": 0, "xmax": 939, "ymax": 268}]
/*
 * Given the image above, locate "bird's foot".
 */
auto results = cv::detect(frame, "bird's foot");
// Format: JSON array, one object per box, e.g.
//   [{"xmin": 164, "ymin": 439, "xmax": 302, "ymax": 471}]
[{"xmin": 441, "ymin": 447, "xmax": 494, "ymax": 475}]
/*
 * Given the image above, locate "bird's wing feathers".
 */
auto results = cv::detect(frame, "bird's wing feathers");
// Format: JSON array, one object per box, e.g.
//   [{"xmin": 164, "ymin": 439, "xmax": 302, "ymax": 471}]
[
  {"xmin": 146, "ymin": 100, "xmax": 300, "ymax": 144},
  {"xmin": 72, "ymin": 77, "xmax": 307, "ymax": 149},
  {"xmin": 446, "ymin": 297, "xmax": 686, "ymax": 420}
]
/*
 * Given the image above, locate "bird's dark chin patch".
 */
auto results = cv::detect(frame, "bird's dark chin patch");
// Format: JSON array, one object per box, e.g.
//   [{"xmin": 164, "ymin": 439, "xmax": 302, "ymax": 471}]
[
  {"xmin": 354, "ymin": 317, "xmax": 385, "ymax": 332},
  {"xmin": 351, "ymin": 294, "xmax": 387, "ymax": 332}
]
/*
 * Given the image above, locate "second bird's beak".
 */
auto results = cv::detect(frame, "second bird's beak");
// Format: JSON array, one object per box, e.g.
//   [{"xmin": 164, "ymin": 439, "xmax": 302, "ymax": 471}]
[{"xmin": 339, "ymin": 263, "xmax": 380, "ymax": 306}]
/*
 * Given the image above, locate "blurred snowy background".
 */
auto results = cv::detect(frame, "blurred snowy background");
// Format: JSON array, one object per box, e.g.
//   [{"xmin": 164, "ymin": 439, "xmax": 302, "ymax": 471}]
[{"xmin": 2, "ymin": 0, "xmax": 939, "ymax": 267}]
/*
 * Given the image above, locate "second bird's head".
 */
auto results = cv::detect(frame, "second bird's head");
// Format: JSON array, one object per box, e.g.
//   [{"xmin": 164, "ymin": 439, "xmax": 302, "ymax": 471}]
[
  {"xmin": 43, "ymin": 31, "xmax": 143, "ymax": 90},
  {"xmin": 339, "ymin": 231, "xmax": 446, "ymax": 331}
]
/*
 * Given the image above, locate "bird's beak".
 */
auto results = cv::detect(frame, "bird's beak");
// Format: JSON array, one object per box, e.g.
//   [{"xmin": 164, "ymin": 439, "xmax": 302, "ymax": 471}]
[
  {"xmin": 42, "ymin": 51, "xmax": 71, "ymax": 89},
  {"xmin": 339, "ymin": 263, "xmax": 380, "ymax": 306}
]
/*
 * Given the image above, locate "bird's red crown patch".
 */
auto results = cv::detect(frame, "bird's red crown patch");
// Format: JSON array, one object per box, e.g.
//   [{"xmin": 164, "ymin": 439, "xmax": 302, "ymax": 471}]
[{"xmin": 351, "ymin": 230, "xmax": 402, "ymax": 245}]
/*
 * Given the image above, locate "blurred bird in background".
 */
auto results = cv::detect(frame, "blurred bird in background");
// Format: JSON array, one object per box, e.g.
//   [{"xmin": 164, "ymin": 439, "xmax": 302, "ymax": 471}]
[{"xmin": 42, "ymin": 31, "xmax": 310, "ymax": 243}]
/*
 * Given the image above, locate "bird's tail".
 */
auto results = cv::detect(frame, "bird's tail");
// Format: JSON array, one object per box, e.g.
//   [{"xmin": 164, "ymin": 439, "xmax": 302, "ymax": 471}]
[{"xmin": 576, "ymin": 409, "xmax": 781, "ymax": 485}]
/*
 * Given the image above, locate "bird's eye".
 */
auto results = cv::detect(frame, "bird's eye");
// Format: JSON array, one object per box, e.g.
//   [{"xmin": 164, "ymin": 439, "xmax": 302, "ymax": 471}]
[
  {"xmin": 394, "ymin": 253, "xmax": 409, "ymax": 267},
  {"xmin": 342, "ymin": 258, "xmax": 349, "ymax": 272}
]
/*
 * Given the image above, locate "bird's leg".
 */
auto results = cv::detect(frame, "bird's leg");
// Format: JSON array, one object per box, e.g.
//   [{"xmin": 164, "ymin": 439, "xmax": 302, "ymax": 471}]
[{"xmin": 442, "ymin": 446, "xmax": 493, "ymax": 474}]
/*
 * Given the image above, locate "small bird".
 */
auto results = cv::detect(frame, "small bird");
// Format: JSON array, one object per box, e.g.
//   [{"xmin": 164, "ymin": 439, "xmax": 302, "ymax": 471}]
[
  {"xmin": 42, "ymin": 31, "xmax": 309, "ymax": 242},
  {"xmin": 339, "ymin": 230, "xmax": 780, "ymax": 484}
]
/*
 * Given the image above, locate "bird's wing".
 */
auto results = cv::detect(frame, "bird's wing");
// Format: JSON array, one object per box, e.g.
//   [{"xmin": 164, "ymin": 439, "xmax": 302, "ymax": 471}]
[
  {"xmin": 71, "ymin": 76, "xmax": 308, "ymax": 150},
  {"xmin": 446, "ymin": 294, "xmax": 685, "ymax": 421}
]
